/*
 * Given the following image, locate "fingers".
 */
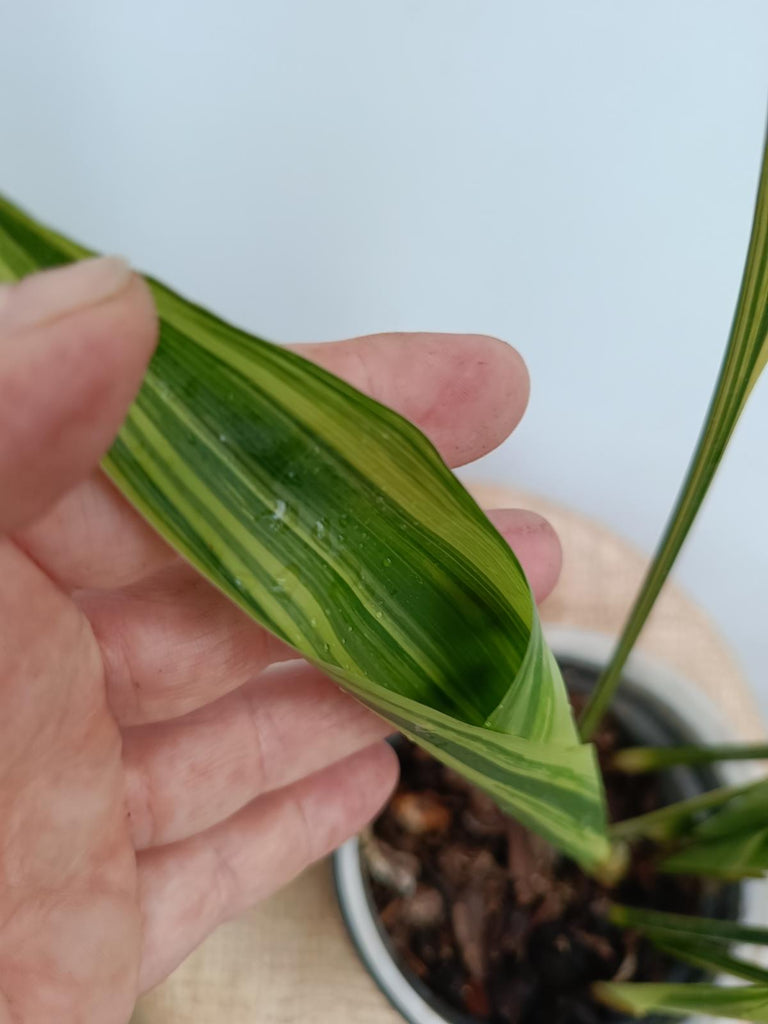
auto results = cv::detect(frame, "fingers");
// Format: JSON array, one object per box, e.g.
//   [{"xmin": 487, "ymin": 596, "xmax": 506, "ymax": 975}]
[
  {"xmin": 122, "ymin": 662, "xmax": 391, "ymax": 849},
  {"xmin": 0, "ymin": 541, "xmax": 141, "ymax": 1023},
  {"xmin": 293, "ymin": 333, "xmax": 529, "ymax": 468},
  {"xmin": 485, "ymin": 507, "xmax": 562, "ymax": 603},
  {"xmin": 82, "ymin": 506, "xmax": 562, "ymax": 726},
  {"xmin": 78, "ymin": 563, "xmax": 294, "ymax": 725},
  {"xmin": 0, "ymin": 259, "xmax": 157, "ymax": 534},
  {"xmin": 137, "ymin": 742, "xmax": 398, "ymax": 991},
  {"xmin": 16, "ymin": 474, "xmax": 177, "ymax": 591},
  {"xmin": 17, "ymin": 331, "xmax": 527, "ymax": 590}
]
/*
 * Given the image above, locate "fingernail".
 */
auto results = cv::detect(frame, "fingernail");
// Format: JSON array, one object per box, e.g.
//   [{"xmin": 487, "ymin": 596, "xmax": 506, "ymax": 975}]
[{"xmin": 0, "ymin": 256, "xmax": 133, "ymax": 333}]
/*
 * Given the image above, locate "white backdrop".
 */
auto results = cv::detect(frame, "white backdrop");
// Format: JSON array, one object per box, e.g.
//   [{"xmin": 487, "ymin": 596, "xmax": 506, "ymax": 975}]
[{"xmin": 2, "ymin": 2, "xmax": 767, "ymax": 709}]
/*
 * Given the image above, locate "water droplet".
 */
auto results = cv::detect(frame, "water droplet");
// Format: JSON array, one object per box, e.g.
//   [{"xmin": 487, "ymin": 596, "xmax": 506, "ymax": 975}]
[
  {"xmin": 310, "ymin": 616, "xmax": 317, "ymax": 627},
  {"xmin": 375, "ymin": 611, "xmax": 383, "ymax": 619},
  {"xmin": 218, "ymin": 432, "xmax": 228, "ymax": 444},
  {"xmin": 322, "ymin": 642, "xmax": 330, "ymax": 653},
  {"xmin": 233, "ymin": 577, "xmax": 244, "ymax": 590},
  {"xmin": 314, "ymin": 520, "xmax": 326, "ymax": 539},
  {"xmin": 383, "ymin": 556, "xmax": 392, "ymax": 567},
  {"xmin": 271, "ymin": 499, "xmax": 286, "ymax": 523},
  {"xmin": 341, "ymin": 638, "xmax": 347, "ymax": 646}
]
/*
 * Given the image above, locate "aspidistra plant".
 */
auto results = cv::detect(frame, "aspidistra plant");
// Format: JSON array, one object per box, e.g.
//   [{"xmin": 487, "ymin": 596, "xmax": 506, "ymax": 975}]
[
  {"xmin": 586, "ymin": 121, "xmax": 768, "ymax": 1019},
  {"xmin": 1, "ymin": 114, "xmax": 767, "ymax": 1020}
]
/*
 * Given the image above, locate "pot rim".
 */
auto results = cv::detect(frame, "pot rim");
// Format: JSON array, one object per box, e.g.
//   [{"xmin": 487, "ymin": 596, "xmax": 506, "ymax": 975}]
[{"xmin": 333, "ymin": 627, "xmax": 768, "ymax": 1024}]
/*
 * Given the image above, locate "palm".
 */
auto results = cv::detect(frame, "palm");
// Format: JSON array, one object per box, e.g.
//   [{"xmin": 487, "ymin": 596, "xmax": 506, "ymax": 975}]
[
  {"xmin": 0, "ymin": 271, "xmax": 559, "ymax": 1024},
  {"xmin": 0, "ymin": 564, "xmax": 140, "ymax": 1022}
]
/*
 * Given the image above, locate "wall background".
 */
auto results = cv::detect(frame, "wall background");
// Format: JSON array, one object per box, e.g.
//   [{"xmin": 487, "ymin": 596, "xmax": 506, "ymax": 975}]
[{"xmin": 3, "ymin": 2, "xmax": 767, "ymax": 709}]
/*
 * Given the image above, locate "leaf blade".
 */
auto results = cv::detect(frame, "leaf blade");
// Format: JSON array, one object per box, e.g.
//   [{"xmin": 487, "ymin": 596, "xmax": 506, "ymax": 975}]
[
  {"xmin": 651, "ymin": 939, "xmax": 768, "ymax": 987},
  {"xmin": 661, "ymin": 828, "xmax": 768, "ymax": 880},
  {"xmin": 594, "ymin": 981, "xmax": 768, "ymax": 1022},
  {"xmin": 609, "ymin": 906, "xmax": 768, "ymax": 947},
  {"xmin": 610, "ymin": 779, "xmax": 768, "ymax": 843}
]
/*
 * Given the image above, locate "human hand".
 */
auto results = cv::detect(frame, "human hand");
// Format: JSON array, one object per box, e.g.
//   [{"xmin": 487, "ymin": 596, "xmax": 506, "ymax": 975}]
[{"xmin": 0, "ymin": 259, "xmax": 561, "ymax": 1024}]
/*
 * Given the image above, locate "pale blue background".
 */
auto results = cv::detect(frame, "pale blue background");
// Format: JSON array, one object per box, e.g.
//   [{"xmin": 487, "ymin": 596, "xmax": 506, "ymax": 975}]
[{"xmin": 2, "ymin": 2, "xmax": 767, "ymax": 708}]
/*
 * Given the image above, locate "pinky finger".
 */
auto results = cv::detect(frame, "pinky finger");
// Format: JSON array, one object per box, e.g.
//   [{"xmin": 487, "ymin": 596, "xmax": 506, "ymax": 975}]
[{"xmin": 136, "ymin": 741, "xmax": 398, "ymax": 991}]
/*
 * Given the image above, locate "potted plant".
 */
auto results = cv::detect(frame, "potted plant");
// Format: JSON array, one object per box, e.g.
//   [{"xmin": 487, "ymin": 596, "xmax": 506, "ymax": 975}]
[
  {"xmin": 333, "ymin": 629, "xmax": 768, "ymax": 1024},
  {"xmin": 0, "ymin": 118, "xmax": 766, "ymax": 1022},
  {"xmin": 327, "ymin": 124, "xmax": 768, "ymax": 1022}
]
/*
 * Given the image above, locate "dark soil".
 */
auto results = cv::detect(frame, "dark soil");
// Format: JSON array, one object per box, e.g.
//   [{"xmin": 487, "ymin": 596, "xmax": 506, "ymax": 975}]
[{"xmin": 363, "ymin": 664, "xmax": 728, "ymax": 1024}]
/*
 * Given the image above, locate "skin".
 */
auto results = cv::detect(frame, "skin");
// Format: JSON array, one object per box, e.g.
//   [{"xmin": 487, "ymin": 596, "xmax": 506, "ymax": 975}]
[{"xmin": 0, "ymin": 261, "xmax": 561, "ymax": 1024}]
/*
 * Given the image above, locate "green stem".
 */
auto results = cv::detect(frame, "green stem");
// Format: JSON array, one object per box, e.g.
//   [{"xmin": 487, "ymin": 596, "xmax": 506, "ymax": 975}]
[
  {"xmin": 579, "ymin": 127, "xmax": 768, "ymax": 741},
  {"xmin": 611, "ymin": 743, "xmax": 768, "ymax": 774}
]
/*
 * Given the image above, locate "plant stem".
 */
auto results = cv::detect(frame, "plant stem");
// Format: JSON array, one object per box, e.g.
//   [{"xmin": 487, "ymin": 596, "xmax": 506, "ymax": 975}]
[
  {"xmin": 611, "ymin": 743, "xmax": 768, "ymax": 774},
  {"xmin": 578, "ymin": 126, "xmax": 768, "ymax": 741}
]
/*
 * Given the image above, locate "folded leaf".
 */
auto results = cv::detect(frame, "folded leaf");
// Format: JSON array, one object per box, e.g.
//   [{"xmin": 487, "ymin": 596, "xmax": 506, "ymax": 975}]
[
  {"xmin": 594, "ymin": 981, "xmax": 768, "ymax": 1022},
  {"xmin": 0, "ymin": 194, "xmax": 609, "ymax": 869}
]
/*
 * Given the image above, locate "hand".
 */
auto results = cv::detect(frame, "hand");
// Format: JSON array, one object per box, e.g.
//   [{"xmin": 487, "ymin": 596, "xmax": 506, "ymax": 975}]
[{"xmin": 0, "ymin": 259, "xmax": 561, "ymax": 1024}]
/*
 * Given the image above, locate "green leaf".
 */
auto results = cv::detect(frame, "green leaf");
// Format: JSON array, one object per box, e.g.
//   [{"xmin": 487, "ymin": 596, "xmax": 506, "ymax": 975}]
[
  {"xmin": 615, "ymin": 778, "xmax": 768, "ymax": 878},
  {"xmin": 579, "ymin": 125, "xmax": 768, "ymax": 740},
  {"xmin": 651, "ymin": 939, "xmax": 768, "ymax": 986},
  {"xmin": 609, "ymin": 906, "xmax": 768, "ymax": 947},
  {"xmin": 609, "ymin": 907, "xmax": 768, "ymax": 986},
  {"xmin": 593, "ymin": 981, "xmax": 768, "ymax": 1021},
  {"xmin": 661, "ymin": 827, "xmax": 768, "ymax": 880},
  {"xmin": 611, "ymin": 744, "xmax": 768, "ymax": 774},
  {"xmin": 610, "ymin": 779, "xmax": 768, "ymax": 843},
  {"xmin": 692, "ymin": 779, "xmax": 768, "ymax": 840},
  {"xmin": 0, "ymin": 193, "xmax": 610, "ymax": 870}
]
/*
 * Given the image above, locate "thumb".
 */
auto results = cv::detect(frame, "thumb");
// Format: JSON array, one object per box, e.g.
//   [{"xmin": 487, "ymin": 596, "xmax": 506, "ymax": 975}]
[{"xmin": 0, "ymin": 258, "xmax": 157, "ymax": 533}]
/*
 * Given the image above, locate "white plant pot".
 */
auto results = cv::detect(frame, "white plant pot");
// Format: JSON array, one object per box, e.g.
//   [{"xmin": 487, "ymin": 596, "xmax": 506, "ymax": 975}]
[{"xmin": 333, "ymin": 628, "xmax": 768, "ymax": 1024}]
